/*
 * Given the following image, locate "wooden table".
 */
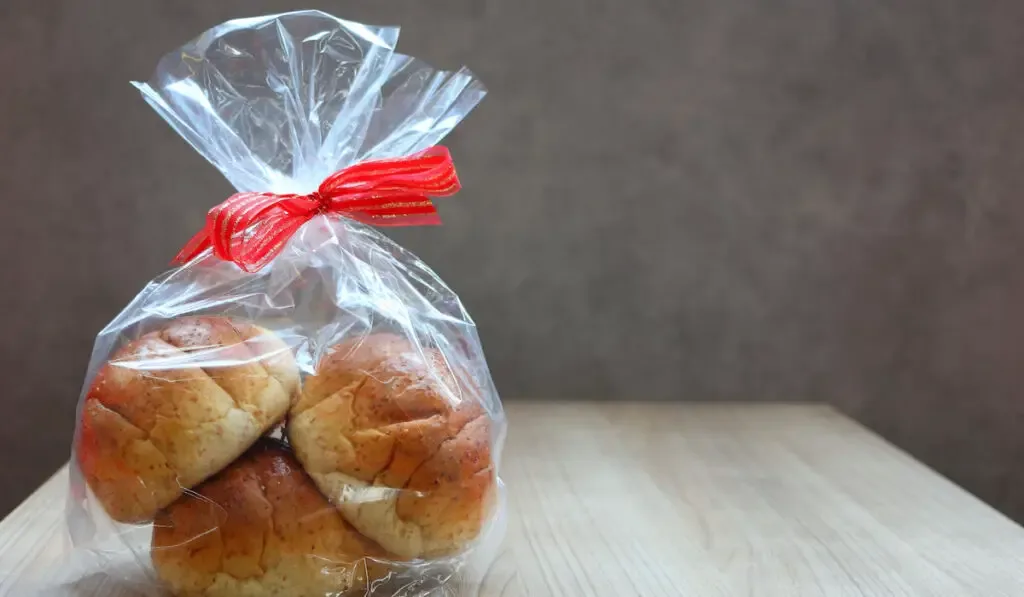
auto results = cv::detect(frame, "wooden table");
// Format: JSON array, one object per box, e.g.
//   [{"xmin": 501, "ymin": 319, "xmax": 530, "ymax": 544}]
[{"xmin": 2, "ymin": 402, "xmax": 1023, "ymax": 596}]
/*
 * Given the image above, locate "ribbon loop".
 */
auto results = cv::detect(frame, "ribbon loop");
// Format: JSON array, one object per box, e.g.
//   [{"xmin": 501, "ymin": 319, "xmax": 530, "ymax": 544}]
[{"xmin": 173, "ymin": 146, "xmax": 460, "ymax": 272}]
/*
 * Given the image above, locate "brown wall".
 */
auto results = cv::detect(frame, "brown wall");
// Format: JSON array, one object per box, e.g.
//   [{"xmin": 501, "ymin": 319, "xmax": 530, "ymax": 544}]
[{"xmin": 2, "ymin": 1, "xmax": 1023, "ymax": 520}]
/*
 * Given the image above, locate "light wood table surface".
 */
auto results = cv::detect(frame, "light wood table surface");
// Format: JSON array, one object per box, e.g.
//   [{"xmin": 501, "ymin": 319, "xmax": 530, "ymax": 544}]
[{"xmin": 1, "ymin": 402, "xmax": 1023, "ymax": 596}]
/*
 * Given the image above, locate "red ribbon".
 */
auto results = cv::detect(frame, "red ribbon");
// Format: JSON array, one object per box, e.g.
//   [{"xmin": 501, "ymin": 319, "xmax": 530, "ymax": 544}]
[{"xmin": 173, "ymin": 146, "xmax": 461, "ymax": 272}]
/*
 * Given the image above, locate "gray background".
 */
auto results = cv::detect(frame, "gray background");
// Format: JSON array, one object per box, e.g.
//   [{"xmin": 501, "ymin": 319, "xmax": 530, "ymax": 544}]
[{"xmin": 2, "ymin": 0, "xmax": 1024, "ymax": 523}]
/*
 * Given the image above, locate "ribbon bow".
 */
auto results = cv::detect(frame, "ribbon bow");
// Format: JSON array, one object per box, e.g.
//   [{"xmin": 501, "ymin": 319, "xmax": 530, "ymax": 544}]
[{"xmin": 173, "ymin": 146, "xmax": 461, "ymax": 272}]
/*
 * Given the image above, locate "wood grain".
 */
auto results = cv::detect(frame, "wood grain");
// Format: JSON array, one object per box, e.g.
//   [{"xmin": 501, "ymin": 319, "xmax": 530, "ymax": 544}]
[{"xmin": 2, "ymin": 403, "xmax": 1023, "ymax": 596}]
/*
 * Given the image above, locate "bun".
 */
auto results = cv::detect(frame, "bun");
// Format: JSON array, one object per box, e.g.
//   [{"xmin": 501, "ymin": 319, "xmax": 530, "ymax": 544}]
[
  {"xmin": 76, "ymin": 317, "xmax": 299, "ymax": 523},
  {"xmin": 152, "ymin": 441, "xmax": 391, "ymax": 597},
  {"xmin": 288, "ymin": 334, "xmax": 495, "ymax": 559}
]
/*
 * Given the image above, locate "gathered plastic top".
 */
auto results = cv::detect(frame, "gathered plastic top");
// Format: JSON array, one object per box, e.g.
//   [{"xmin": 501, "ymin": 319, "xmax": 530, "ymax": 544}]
[{"xmin": 134, "ymin": 10, "xmax": 486, "ymax": 195}]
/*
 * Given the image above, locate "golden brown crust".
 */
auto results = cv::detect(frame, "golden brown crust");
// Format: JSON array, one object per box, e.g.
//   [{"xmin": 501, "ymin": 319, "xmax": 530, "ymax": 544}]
[
  {"xmin": 288, "ymin": 334, "xmax": 496, "ymax": 559},
  {"xmin": 76, "ymin": 317, "xmax": 300, "ymax": 523},
  {"xmin": 152, "ymin": 442, "xmax": 391, "ymax": 597},
  {"xmin": 77, "ymin": 400, "xmax": 180, "ymax": 523}
]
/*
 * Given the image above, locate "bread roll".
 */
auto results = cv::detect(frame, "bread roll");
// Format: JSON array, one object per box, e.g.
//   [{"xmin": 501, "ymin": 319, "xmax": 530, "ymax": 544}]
[
  {"xmin": 76, "ymin": 317, "xmax": 299, "ymax": 523},
  {"xmin": 153, "ymin": 441, "xmax": 391, "ymax": 597},
  {"xmin": 288, "ymin": 334, "xmax": 495, "ymax": 559}
]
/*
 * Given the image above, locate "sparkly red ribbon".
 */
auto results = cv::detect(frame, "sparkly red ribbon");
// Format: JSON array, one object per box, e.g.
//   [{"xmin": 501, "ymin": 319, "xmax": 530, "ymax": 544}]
[{"xmin": 173, "ymin": 146, "xmax": 461, "ymax": 272}]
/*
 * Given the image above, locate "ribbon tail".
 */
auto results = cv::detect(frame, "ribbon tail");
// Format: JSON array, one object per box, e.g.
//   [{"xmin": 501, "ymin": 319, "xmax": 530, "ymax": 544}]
[
  {"xmin": 171, "ymin": 230, "xmax": 212, "ymax": 265},
  {"xmin": 364, "ymin": 213, "xmax": 443, "ymax": 227},
  {"xmin": 345, "ymin": 199, "xmax": 442, "ymax": 227},
  {"xmin": 347, "ymin": 212, "xmax": 443, "ymax": 227}
]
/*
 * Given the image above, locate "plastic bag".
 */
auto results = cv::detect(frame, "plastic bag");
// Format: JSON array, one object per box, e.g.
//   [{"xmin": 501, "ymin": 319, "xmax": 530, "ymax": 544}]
[{"xmin": 60, "ymin": 10, "xmax": 505, "ymax": 597}]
